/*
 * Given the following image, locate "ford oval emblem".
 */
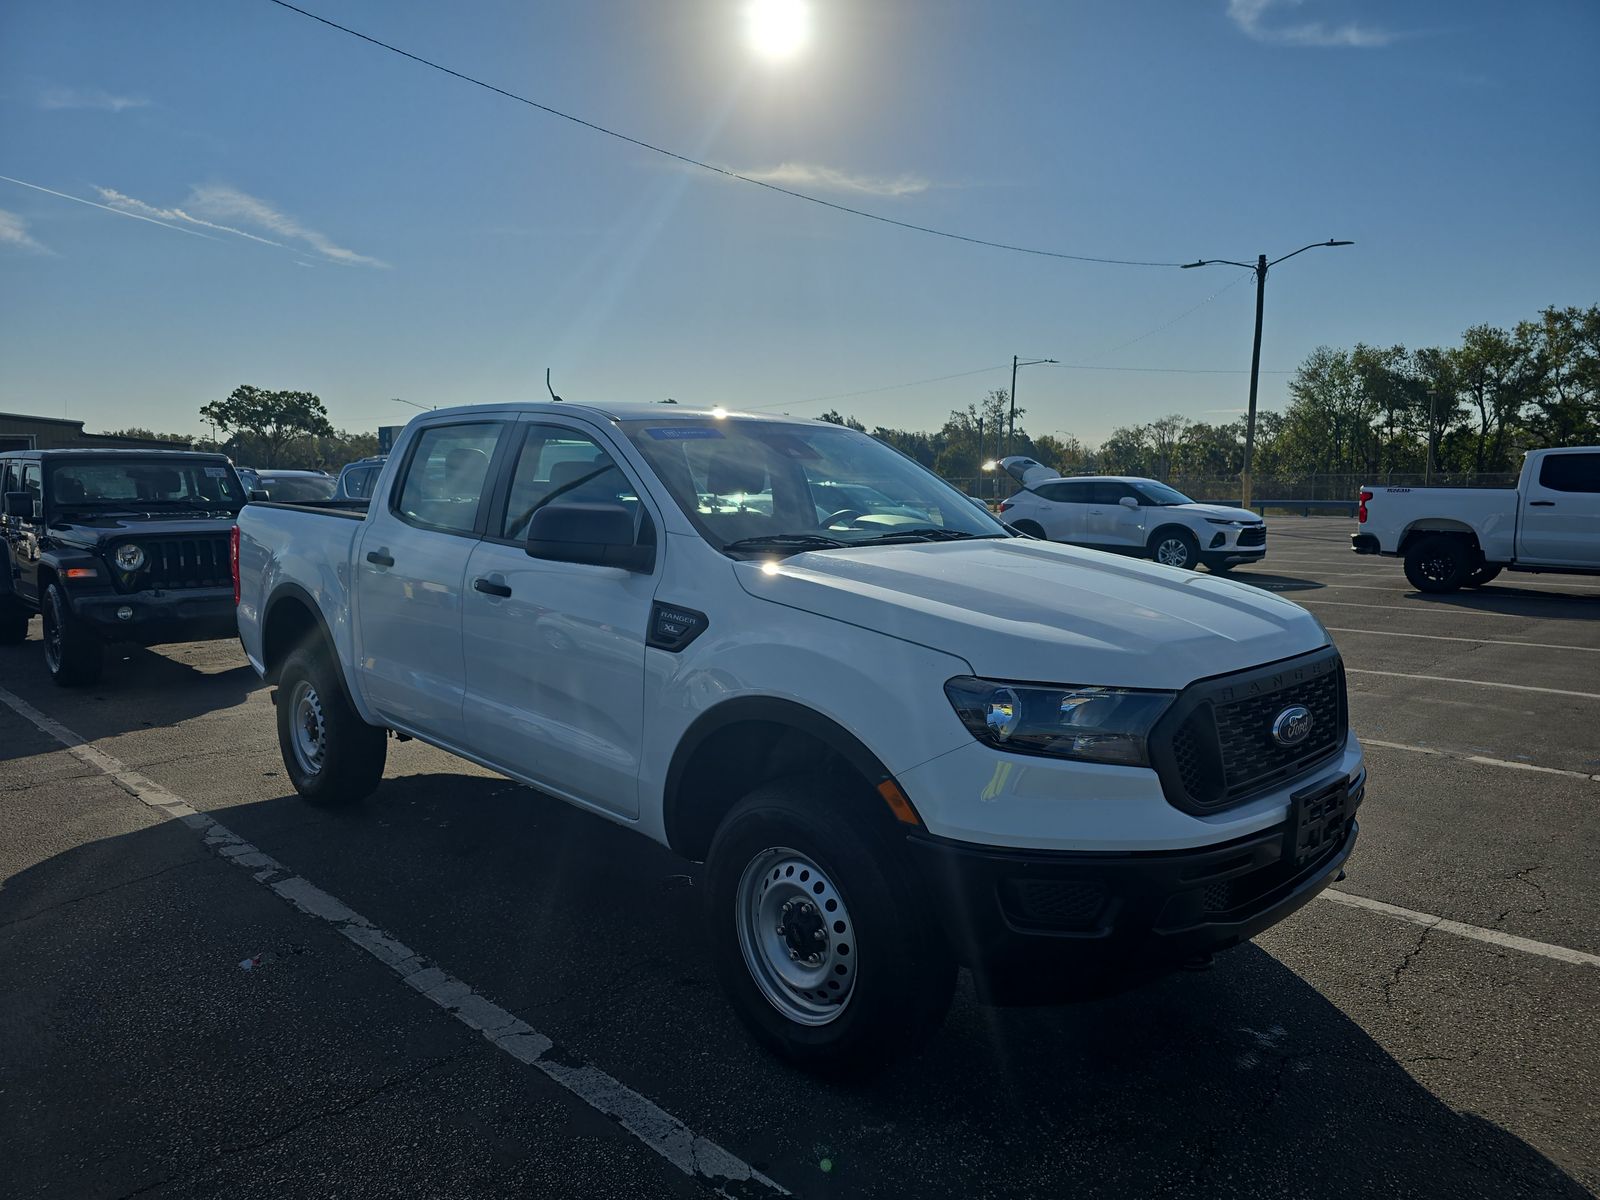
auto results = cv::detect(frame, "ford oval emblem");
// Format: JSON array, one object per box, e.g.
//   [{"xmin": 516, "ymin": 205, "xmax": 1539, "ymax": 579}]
[{"xmin": 1272, "ymin": 705, "xmax": 1314, "ymax": 747}]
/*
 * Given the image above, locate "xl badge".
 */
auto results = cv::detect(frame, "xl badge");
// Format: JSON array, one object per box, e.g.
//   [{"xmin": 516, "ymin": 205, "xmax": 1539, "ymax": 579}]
[{"xmin": 1271, "ymin": 704, "xmax": 1313, "ymax": 747}]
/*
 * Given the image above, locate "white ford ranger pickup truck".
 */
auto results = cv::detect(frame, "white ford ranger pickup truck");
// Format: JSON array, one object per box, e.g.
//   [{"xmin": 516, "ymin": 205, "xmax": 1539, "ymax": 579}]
[{"xmin": 233, "ymin": 402, "xmax": 1366, "ymax": 1069}]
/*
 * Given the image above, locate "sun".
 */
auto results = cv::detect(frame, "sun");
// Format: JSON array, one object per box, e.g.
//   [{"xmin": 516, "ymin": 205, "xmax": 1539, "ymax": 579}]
[{"xmin": 744, "ymin": 0, "xmax": 811, "ymax": 62}]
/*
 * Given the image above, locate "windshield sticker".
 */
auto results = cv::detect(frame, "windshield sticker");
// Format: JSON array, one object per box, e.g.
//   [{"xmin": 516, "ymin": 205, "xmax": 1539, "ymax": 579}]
[
  {"xmin": 646, "ymin": 427, "xmax": 724, "ymax": 440},
  {"xmin": 204, "ymin": 466, "xmax": 229, "ymax": 477}
]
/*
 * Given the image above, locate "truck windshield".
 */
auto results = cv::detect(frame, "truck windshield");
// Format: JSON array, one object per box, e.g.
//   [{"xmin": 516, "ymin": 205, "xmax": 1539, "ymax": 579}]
[
  {"xmin": 620, "ymin": 417, "xmax": 1007, "ymax": 554},
  {"xmin": 45, "ymin": 460, "xmax": 244, "ymax": 513}
]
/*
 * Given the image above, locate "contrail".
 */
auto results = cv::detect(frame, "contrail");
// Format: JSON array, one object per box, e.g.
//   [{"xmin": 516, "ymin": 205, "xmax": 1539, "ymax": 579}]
[{"xmin": 0, "ymin": 174, "xmax": 214, "ymax": 239}]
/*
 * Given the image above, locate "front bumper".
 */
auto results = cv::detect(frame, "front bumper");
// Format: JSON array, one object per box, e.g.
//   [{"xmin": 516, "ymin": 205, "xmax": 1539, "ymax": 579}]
[
  {"xmin": 907, "ymin": 767, "xmax": 1364, "ymax": 1004},
  {"xmin": 69, "ymin": 586, "xmax": 238, "ymax": 644}
]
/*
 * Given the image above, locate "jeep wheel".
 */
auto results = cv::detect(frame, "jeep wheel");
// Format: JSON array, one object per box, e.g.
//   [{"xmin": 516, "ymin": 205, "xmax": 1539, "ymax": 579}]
[
  {"xmin": 1404, "ymin": 535, "xmax": 1471, "ymax": 593},
  {"xmin": 705, "ymin": 776, "xmax": 956, "ymax": 1074},
  {"xmin": 1150, "ymin": 528, "xmax": 1199, "ymax": 570},
  {"xmin": 42, "ymin": 583, "xmax": 102, "ymax": 687},
  {"xmin": 0, "ymin": 598, "xmax": 29, "ymax": 646},
  {"xmin": 276, "ymin": 645, "xmax": 387, "ymax": 804}
]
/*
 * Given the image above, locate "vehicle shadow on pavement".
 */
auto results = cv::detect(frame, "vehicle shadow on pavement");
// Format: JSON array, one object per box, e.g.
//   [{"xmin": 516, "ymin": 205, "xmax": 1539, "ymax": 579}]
[
  {"xmin": 0, "ymin": 636, "xmax": 261, "ymax": 749},
  {"xmin": 2, "ymin": 775, "xmax": 1590, "ymax": 1199},
  {"xmin": 1403, "ymin": 587, "xmax": 1600, "ymax": 618},
  {"xmin": 1218, "ymin": 571, "xmax": 1328, "ymax": 594}
]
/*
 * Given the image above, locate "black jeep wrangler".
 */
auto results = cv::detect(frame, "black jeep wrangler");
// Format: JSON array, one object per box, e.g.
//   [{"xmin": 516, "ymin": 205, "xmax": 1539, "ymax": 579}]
[{"xmin": 0, "ymin": 450, "xmax": 246, "ymax": 686}]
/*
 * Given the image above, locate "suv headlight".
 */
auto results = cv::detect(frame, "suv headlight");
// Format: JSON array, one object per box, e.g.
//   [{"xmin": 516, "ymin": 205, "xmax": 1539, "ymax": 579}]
[
  {"xmin": 943, "ymin": 677, "xmax": 1174, "ymax": 767},
  {"xmin": 115, "ymin": 543, "xmax": 146, "ymax": 571},
  {"xmin": 1204, "ymin": 518, "xmax": 1243, "ymax": 526}
]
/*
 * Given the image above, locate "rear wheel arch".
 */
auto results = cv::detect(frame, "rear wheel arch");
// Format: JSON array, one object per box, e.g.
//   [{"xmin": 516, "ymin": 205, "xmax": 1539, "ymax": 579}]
[
  {"xmin": 1397, "ymin": 520, "xmax": 1480, "ymax": 557},
  {"xmin": 261, "ymin": 586, "xmax": 361, "ymax": 708},
  {"xmin": 663, "ymin": 698, "xmax": 912, "ymax": 862}
]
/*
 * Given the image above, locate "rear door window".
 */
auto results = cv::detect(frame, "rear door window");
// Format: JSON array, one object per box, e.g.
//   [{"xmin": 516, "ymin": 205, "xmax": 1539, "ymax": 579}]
[
  {"xmin": 1537, "ymin": 452, "xmax": 1600, "ymax": 493},
  {"xmin": 394, "ymin": 423, "xmax": 505, "ymax": 534},
  {"xmin": 1038, "ymin": 481, "xmax": 1091, "ymax": 503}
]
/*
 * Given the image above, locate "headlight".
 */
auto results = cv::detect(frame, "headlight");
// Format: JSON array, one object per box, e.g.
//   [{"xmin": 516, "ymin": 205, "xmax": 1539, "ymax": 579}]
[
  {"xmin": 1204, "ymin": 518, "xmax": 1242, "ymax": 526},
  {"xmin": 943, "ymin": 677, "xmax": 1174, "ymax": 767},
  {"xmin": 115, "ymin": 544, "xmax": 146, "ymax": 571}
]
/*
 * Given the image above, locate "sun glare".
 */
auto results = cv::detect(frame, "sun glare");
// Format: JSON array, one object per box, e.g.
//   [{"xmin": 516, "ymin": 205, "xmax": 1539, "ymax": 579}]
[{"xmin": 744, "ymin": 0, "xmax": 810, "ymax": 62}]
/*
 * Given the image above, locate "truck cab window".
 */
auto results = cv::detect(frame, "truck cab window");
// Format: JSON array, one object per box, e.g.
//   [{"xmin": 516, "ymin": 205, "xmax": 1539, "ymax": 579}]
[
  {"xmin": 1538, "ymin": 452, "xmax": 1600, "ymax": 493},
  {"xmin": 395, "ymin": 423, "xmax": 503, "ymax": 533}
]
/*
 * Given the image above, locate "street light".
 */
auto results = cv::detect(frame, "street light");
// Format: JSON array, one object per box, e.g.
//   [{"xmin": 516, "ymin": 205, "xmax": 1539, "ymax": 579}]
[
  {"xmin": 391, "ymin": 397, "xmax": 436, "ymax": 412},
  {"xmin": 1006, "ymin": 356, "xmax": 1058, "ymax": 457},
  {"xmin": 1182, "ymin": 239, "xmax": 1352, "ymax": 508}
]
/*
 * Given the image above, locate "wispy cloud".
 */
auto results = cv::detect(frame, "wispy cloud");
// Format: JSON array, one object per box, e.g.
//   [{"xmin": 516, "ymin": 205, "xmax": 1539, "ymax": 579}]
[
  {"xmin": 97, "ymin": 183, "xmax": 387, "ymax": 267},
  {"xmin": 0, "ymin": 175, "xmax": 211, "ymax": 240},
  {"xmin": 95, "ymin": 187, "xmax": 286, "ymax": 247},
  {"xmin": 38, "ymin": 87, "xmax": 151, "ymax": 112},
  {"xmin": 1226, "ymin": 0, "xmax": 1396, "ymax": 47},
  {"xmin": 740, "ymin": 162, "xmax": 932, "ymax": 198},
  {"xmin": 0, "ymin": 209, "xmax": 53, "ymax": 255},
  {"xmin": 185, "ymin": 185, "xmax": 389, "ymax": 267}
]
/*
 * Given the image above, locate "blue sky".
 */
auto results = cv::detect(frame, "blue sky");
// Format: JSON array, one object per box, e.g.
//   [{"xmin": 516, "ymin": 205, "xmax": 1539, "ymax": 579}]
[{"xmin": 1, "ymin": 0, "xmax": 1596, "ymax": 445}]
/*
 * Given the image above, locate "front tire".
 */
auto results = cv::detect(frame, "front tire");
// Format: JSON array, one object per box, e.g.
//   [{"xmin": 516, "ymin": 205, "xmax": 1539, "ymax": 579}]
[
  {"xmin": 276, "ymin": 645, "xmax": 387, "ymax": 804},
  {"xmin": 42, "ymin": 584, "xmax": 102, "ymax": 687},
  {"xmin": 705, "ymin": 776, "xmax": 956, "ymax": 1073},
  {"xmin": 1404, "ymin": 535, "xmax": 1471, "ymax": 593},
  {"xmin": 1150, "ymin": 528, "xmax": 1200, "ymax": 570}
]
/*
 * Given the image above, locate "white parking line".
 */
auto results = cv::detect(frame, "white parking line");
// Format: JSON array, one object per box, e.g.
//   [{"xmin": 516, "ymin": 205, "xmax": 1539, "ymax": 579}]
[
  {"xmin": 1317, "ymin": 581, "xmax": 1600, "ymax": 597},
  {"xmin": 1298, "ymin": 598, "xmax": 1513, "ymax": 618},
  {"xmin": 1319, "ymin": 890, "xmax": 1600, "ymax": 969},
  {"xmin": 1360, "ymin": 737, "xmax": 1600, "ymax": 782},
  {"xmin": 0, "ymin": 684, "xmax": 788, "ymax": 1197},
  {"xmin": 1325, "ymin": 627, "xmax": 1600, "ymax": 654},
  {"xmin": 1346, "ymin": 668, "xmax": 1600, "ymax": 700}
]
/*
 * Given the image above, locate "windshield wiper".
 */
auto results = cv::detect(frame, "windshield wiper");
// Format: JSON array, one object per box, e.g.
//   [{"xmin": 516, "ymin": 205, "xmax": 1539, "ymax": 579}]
[
  {"xmin": 722, "ymin": 533, "xmax": 848, "ymax": 556},
  {"xmin": 852, "ymin": 527, "xmax": 1000, "ymax": 544}
]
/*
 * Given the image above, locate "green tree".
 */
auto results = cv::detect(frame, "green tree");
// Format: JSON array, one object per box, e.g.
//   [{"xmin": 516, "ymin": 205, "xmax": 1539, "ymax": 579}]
[
  {"xmin": 1524, "ymin": 305, "xmax": 1600, "ymax": 446},
  {"xmin": 200, "ymin": 385, "xmax": 335, "ymax": 467},
  {"xmin": 817, "ymin": 410, "xmax": 866, "ymax": 432},
  {"xmin": 1454, "ymin": 325, "xmax": 1541, "ymax": 471}
]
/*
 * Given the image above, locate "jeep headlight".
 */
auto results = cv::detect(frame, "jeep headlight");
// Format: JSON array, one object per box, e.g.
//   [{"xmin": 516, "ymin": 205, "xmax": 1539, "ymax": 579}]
[
  {"xmin": 943, "ymin": 677, "xmax": 1174, "ymax": 767},
  {"xmin": 115, "ymin": 543, "xmax": 146, "ymax": 571}
]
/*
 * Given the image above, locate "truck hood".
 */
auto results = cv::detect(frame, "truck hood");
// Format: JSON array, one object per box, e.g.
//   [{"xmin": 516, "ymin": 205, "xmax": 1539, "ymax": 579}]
[
  {"xmin": 1169, "ymin": 503, "xmax": 1262, "ymax": 523},
  {"xmin": 734, "ymin": 538, "xmax": 1325, "ymax": 689},
  {"xmin": 50, "ymin": 512, "xmax": 239, "ymax": 547}
]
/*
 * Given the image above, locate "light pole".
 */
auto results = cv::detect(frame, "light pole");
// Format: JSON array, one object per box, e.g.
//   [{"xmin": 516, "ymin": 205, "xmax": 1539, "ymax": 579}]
[
  {"xmin": 391, "ymin": 397, "xmax": 436, "ymax": 413},
  {"xmin": 1006, "ymin": 356, "xmax": 1057, "ymax": 458},
  {"xmin": 1181, "ymin": 240, "xmax": 1352, "ymax": 508}
]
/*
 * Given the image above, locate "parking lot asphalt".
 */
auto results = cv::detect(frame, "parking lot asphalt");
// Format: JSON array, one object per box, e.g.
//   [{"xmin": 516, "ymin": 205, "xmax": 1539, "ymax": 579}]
[{"xmin": 2, "ymin": 518, "xmax": 1596, "ymax": 1199}]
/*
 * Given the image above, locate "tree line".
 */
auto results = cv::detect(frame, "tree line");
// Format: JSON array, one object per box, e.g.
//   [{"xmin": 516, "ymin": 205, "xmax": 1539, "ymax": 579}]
[{"xmin": 824, "ymin": 304, "xmax": 1597, "ymax": 484}]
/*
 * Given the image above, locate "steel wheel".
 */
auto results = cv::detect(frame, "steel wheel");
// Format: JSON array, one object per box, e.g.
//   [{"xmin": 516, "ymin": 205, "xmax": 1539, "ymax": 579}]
[
  {"xmin": 1155, "ymin": 535, "xmax": 1192, "ymax": 568},
  {"xmin": 288, "ymin": 678, "xmax": 327, "ymax": 777},
  {"xmin": 735, "ymin": 847, "xmax": 856, "ymax": 1027}
]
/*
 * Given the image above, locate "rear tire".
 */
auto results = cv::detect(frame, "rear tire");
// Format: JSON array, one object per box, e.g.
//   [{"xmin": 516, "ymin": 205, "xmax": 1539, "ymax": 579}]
[
  {"xmin": 1404, "ymin": 535, "xmax": 1471, "ymax": 593},
  {"xmin": 0, "ymin": 598, "xmax": 29, "ymax": 646},
  {"xmin": 42, "ymin": 584, "xmax": 102, "ymax": 687},
  {"xmin": 704, "ymin": 776, "xmax": 956, "ymax": 1074},
  {"xmin": 1149, "ymin": 528, "xmax": 1200, "ymax": 570},
  {"xmin": 276, "ymin": 645, "xmax": 387, "ymax": 804},
  {"xmin": 1011, "ymin": 519, "xmax": 1047, "ymax": 540},
  {"xmin": 1462, "ymin": 563, "xmax": 1502, "ymax": 588}
]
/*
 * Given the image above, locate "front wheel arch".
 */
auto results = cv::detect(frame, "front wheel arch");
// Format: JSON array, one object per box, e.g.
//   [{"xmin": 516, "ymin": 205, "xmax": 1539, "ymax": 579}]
[{"xmin": 1148, "ymin": 525, "xmax": 1199, "ymax": 568}]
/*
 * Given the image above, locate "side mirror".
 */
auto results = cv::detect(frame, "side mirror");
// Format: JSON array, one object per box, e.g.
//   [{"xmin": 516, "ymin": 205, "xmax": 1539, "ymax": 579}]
[
  {"xmin": 3, "ymin": 491, "xmax": 32, "ymax": 518},
  {"xmin": 1119, "ymin": 495, "xmax": 1140, "ymax": 509},
  {"xmin": 526, "ymin": 503, "xmax": 654, "ymax": 573}
]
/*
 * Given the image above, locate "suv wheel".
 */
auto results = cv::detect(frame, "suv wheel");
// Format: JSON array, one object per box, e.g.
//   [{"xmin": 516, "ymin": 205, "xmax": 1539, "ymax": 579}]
[
  {"xmin": 276, "ymin": 645, "xmax": 387, "ymax": 803},
  {"xmin": 1150, "ymin": 528, "xmax": 1199, "ymax": 570},
  {"xmin": 0, "ymin": 598, "xmax": 29, "ymax": 646},
  {"xmin": 1404, "ymin": 535, "xmax": 1471, "ymax": 593},
  {"xmin": 705, "ymin": 776, "xmax": 956, "ymax": 1073},
  {"xmin": 42, "ymin": 583, "xmax": 102, "ymax": 687}
]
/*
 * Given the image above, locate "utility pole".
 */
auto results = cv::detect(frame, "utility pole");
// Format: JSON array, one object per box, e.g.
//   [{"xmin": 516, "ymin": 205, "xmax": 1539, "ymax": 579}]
[
  {"xmin": 1426, "ymin": 388, "xmax": 1437, "ymax": 485},
  {"xmin": 1005, "ymin": 356, "xmax": 1057, "ymax": 457},
  {"xmin": 1183, "ymin": 240, "xmax": 1352, "ymax": 509}
]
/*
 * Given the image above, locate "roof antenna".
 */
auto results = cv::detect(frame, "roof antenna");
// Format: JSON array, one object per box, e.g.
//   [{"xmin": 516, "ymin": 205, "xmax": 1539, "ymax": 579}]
[{"xmin": 546, "ymin": 367, "xmax": 564, "ymax": 403}]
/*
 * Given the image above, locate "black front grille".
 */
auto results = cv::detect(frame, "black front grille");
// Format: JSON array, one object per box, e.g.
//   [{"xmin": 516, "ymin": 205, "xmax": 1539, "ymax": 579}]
[
  {"xmin": 1000, "ymin": 879, "xmax": 1106, "ymax": 932},
  {"xmin": 1237, "ymin": 525, "xmax": 1266, "ymax": 547},
  {"xmin": 1152, "ymin": 648, "xmax": 1346, "ymax": 814},
  {"xmin": 115, "ymin": 536, "xmax": 231, "ymax": 591}
]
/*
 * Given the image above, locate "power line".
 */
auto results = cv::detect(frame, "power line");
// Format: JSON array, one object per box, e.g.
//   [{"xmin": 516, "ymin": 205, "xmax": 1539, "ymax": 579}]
[
  {"xmin": 1096, "ymin": 270, "xmax": 1254, "ymax": 357},
  {"xmin": 261, "ymin": 0, "xmax": 1181, "ymax": 268},
  {"xmin": 1045, "ymin": 362, "xmax": 1291, "ymax": 375}
]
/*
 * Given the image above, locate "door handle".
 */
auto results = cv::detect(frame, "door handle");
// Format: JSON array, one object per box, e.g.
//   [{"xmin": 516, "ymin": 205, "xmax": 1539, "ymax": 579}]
[
  {"xmin": 366, "ymin": 549, "xmax": 395, "ymax": 567},
  {"xmin": 1529, "ymin": 501, "xmax": 1555, "ymax": 507},
  {"xmin": 473, "ymin": 577, "xmax": 512, "ymax": 598}
]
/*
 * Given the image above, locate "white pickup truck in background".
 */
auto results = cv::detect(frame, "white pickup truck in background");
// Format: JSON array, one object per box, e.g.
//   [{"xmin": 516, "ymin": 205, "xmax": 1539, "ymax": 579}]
[
  {"xmin": 233, "ymin": 402, "xmax": 1366, "ymax": 1070},
  {"xmin": 1352, "ymin": 446, "xmax": 1600, "ymax": 592}
]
